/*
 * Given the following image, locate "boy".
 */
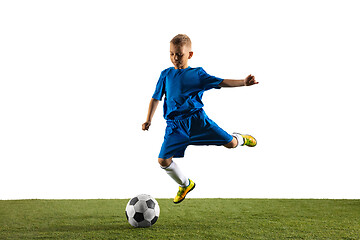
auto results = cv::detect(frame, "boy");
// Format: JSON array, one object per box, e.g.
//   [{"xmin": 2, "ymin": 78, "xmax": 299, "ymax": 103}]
[{"xmin": 142, "ymin": 34, "xmax": 258, "ymax": 204}]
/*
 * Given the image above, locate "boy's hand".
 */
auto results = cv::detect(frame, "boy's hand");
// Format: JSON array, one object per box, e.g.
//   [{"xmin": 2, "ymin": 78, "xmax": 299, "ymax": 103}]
[
  {"xmin": 220, "ymin": 75, "xmax": 259, "ymax": 87},
  {"xmin": 245, "ymin": 74, "xmax": 259, "ymax": 86},
  {"xmin": 142, "ymin": 121, "xmax": 151, "ymax": 131}
]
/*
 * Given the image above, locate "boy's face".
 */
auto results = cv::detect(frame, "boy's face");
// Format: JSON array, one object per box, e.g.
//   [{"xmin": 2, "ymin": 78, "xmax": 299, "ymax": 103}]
[{"xmin": 170, "ymin": 43, "xmax": 193, "ymax": 69}]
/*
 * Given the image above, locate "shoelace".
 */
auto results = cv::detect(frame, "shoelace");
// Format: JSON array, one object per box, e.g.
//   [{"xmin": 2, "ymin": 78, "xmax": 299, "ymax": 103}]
[{"xmin": 177, "ymin": 187, "xmax": 186, "ymax": 196}]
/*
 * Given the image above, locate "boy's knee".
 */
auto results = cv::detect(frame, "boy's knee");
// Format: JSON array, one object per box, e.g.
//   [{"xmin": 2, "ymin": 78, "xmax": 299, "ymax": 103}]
[
  {"xmin": 158, "ymin": 157, "xmax": 172, "ymax": 168},
  {"xmin": 224, "ymin": 137, "xmax": 238, "ymax": 149}
]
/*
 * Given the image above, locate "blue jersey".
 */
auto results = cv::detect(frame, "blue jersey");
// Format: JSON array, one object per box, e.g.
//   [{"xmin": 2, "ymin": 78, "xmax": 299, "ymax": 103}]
[{"xmin": 152, "ymin": 66, "xmax": 223, "ymax": 120}]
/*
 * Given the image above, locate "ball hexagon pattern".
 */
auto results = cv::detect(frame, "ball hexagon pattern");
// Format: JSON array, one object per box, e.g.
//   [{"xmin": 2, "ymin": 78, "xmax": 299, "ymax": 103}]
[{"xmin": 125, "ymin": 194, "xmax": 160, "ymax": 228}]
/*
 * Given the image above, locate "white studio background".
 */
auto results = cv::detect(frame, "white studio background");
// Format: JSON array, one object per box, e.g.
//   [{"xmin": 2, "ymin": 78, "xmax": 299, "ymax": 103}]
[{"xmin": 1, "ymin": 0, "xmax": 359, "ymax": 200}]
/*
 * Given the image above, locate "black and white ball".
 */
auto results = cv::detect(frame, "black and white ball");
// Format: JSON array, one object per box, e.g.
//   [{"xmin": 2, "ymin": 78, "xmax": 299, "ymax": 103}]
[{"xmin": 125, "ymin": 194, "xmax": 160, "ymax": 228}]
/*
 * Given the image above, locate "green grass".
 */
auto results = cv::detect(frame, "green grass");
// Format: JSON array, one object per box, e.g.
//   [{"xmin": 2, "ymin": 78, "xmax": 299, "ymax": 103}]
[{"xmin": 0, "ymin": 199, "xmax": 359, "ymax": 239}]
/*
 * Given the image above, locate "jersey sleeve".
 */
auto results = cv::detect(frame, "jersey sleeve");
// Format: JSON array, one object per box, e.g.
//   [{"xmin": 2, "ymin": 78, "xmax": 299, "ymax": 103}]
[
  {"xmin": 198, "ymin": 67, "xmax": 224, "ymax": 91},
  {"xmin": 152, "ymin": 71, "xmax": 166, "ymax": 100}
]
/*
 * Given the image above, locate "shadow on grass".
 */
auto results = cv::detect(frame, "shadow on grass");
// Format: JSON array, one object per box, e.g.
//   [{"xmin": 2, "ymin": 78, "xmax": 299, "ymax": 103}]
[
  {"xmin": 47, "ymin": 223, "xmax": 130, "ymax": 232},
  {"xmin": 37, "ymin": 216, "xmax": 166, "ymax": 233}
]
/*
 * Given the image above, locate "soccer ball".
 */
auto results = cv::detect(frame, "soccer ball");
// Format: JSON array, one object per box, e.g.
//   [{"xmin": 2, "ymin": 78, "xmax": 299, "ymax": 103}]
[{"xmin": 125, "ymin": 194, "xmax": 160, "ymax": 228}]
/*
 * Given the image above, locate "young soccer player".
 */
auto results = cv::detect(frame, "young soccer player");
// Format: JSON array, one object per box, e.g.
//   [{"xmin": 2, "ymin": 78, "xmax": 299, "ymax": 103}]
[{"xmin": 142, "ymin": 34, "xmax": 258, "ymax": 204}]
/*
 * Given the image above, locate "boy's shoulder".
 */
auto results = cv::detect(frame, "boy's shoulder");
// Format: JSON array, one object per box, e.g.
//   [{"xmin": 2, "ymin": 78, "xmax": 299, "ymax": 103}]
[{"xmin": 160, "ymin": 67, "xmax": 173, "ymax": 75}]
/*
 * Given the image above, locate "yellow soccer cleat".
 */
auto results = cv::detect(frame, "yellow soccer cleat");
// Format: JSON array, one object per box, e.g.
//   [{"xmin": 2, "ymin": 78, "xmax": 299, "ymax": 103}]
[
  {"xmin": 233, "ymin": 133, "xmax": 257, "ymax": 147},
  {"xmin": 173, "ymin": 179, "xmax": 196, "ymax": 204},
  {"xmin": 241, "ymin": 134, "xmax": 257, "ymax": 147}
]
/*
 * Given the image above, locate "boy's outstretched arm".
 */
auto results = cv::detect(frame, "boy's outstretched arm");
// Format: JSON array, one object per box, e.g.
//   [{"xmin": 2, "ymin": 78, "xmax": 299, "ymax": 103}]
[
  {"xmin": 219, "ymin": 74, "xmax": 259, "ymax": 87},
  {"xmin": 142, "ymin": 98, "xmax": 160, "ymax": 131}
]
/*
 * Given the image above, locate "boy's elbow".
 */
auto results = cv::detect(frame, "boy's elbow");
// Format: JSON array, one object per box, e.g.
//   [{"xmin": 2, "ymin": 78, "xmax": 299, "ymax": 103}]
[
  {"xmin": 219, "ymin": 80, "xmax": 226, "ymax": 87},
  {"xmin": 219, "ymin": 79, "xmax": 231, "ymax": 87}
]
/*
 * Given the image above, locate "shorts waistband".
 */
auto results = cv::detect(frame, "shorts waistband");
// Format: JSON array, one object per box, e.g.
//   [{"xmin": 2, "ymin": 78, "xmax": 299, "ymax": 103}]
[{"xmin": 166, "ymin": 109, "xmax": 204, "ymax": 122}]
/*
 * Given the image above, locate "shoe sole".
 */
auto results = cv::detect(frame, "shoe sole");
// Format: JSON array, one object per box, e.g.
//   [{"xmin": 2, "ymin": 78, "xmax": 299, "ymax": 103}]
[{"xmin": 173, "ymin": 182, "xmax": 196, "ymax": 204}]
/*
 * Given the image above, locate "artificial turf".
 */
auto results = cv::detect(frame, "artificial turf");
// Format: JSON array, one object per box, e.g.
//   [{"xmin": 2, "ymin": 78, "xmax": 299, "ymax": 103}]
[{"xmin": 0, "ymin": 199, "xmax": 359, "ymax": 239}]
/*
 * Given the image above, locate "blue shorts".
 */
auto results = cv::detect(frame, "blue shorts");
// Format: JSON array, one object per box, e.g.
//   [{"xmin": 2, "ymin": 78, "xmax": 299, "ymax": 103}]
[{"xmin": 158, "ymin": 109, "xmax": 233, "ymax": 159}]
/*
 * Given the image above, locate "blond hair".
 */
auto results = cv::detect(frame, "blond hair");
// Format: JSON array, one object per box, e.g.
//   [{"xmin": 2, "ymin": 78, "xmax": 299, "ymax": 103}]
[{"xmin": 170, "ymin": 34, "xmax": 192, "ymax": 48}]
